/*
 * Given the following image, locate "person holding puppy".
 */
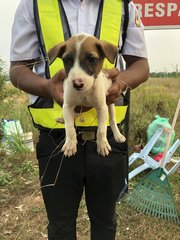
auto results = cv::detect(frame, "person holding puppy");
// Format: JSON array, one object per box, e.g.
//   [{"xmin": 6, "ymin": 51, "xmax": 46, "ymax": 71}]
[{"xmin": 10, "ymin": 0, "xmax": 149, "ymax": 239}]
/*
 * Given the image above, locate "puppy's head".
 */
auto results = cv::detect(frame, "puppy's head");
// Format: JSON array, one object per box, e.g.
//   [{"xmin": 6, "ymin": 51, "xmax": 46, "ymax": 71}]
[{"xmin": 48, "ymin": 34, "xmax": 118, "ymax": 92}]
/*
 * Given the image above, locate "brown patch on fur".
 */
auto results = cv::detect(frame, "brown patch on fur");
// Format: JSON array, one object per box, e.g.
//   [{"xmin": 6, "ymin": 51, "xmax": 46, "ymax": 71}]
[
  {"xmin": 48, "ymin": 36, "xmax": 77, "ymax": 65},
  {"xmin": 79, "ymin": 37, "xmax": 104, "ymax": 76},
  {"xmin": 81, "ymin": 36, "xmax": 118, "ymax": 63},
  {"xmin": 48, "ymin": 34, "xmax": 118, "ymax": 76},
  {"xmin": 78, "ymin": 36, "xmax": 118, "ymax": 76}
]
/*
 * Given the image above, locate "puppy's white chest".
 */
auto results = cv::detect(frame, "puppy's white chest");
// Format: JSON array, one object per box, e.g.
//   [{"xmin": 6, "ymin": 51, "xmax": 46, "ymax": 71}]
[{"xmin": 79, "ymin": 93, "xmax": 93, "ymax": 106}]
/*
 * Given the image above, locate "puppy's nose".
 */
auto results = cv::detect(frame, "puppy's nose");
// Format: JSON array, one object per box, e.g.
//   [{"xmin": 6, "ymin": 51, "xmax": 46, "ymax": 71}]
[{"xmin": 73, "ymin": 79, "xmax": 84, "ymax": 90}]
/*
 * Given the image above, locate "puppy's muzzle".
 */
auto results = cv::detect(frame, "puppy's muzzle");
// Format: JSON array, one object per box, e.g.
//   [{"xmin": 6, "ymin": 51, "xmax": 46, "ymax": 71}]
[{"xmin": 73, "ymin": 78, "xmax": 84, "ymax": 90}]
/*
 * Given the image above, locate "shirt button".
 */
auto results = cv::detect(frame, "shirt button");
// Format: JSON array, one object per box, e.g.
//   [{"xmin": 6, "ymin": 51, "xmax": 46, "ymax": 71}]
[{"xmin": 80, "ymin": 6, "xmax": 85, "ymax": 11}]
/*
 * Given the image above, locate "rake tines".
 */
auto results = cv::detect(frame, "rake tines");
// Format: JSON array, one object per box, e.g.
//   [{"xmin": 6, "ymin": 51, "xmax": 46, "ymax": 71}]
[{"xmin": 126, "ymin": 168, "xmax": 180, "ymax": 224}]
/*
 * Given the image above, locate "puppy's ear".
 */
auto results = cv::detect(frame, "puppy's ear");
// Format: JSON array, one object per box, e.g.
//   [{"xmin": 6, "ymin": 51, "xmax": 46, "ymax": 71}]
[
  {"xmin": 48, "ymin": 43, "xmax": 66, "ymax": 65},
  {"xmin": 96, "ymin": 41, "xmax": 118, "ymax": 64}
]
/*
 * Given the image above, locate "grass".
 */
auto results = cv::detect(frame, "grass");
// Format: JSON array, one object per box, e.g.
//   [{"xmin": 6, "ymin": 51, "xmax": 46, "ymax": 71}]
[
  {"xmin": 129, "ymin": 77, "xmax": 180, "ymax": 156},
  {"xmin": 0, "ymin": 78, "xmax": 179, "ymax": 239}
]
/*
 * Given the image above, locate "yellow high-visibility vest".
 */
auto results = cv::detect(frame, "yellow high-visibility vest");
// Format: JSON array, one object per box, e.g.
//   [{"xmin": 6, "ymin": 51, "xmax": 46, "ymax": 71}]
[{"xmin": 29, "ymin": 0, "xmax": 128, "ymax": 129}]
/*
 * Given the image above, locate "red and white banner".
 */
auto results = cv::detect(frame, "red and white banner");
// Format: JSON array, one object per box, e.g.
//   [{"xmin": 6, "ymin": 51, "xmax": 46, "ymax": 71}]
[{"xmin": 133, "ymin": 0, "xmax": 180, "ymax": 29}]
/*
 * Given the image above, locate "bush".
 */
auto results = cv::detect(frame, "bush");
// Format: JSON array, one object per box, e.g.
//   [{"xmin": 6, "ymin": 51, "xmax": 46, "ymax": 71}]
[{"xmin": 0, "ymin": 171, "xmax": 12, "ymax": 186}]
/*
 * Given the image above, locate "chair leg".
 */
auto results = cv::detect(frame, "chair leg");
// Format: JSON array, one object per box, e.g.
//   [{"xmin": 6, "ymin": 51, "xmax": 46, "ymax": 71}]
[
  {"xmin": 164, "ymin": 139, "xmax": 180, "ymax": 165},
  {"xmin": 145, "ymin": 155, "xmax": 160, "ymax": 169},
  {"xmin": 129, "ymin": 163, "xmax": 149, "ymax": 180},
  {"xmin": 167, "ymin": 160, "xmax": 180, "ymax": 176},
  {"xmin": 129, "ymin": 153, "xmax": 139, "ymax": 166},
  {"xmin": 129, "ymin": 128, "xmax": 164, "ymax": 166},
  {"xmin": 139, "ymin": 127, "xmax": 163, "ymax": 157}
]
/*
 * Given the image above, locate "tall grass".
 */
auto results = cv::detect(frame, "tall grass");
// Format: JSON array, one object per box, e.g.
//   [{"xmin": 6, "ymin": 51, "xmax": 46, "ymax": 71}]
[
  {"xmin": 0, "ymin": 85, "xmax": 37, "ymax": 157},
  {"xmin": 1, "ymin": 85, "xmax": 37, "ymax": 137}
]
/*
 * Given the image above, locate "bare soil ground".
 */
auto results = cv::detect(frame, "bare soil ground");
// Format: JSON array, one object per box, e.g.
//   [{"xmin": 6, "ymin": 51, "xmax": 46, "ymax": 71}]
[{"xmin": 0, "ymin": 150, "xmax": 179, "ymax": 240}]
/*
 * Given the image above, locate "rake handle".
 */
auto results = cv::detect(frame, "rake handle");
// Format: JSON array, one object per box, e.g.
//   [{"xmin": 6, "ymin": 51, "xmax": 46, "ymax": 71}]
[{"xmin": 160, "ymin": 98, "xmax": 180, "ymax": 168}]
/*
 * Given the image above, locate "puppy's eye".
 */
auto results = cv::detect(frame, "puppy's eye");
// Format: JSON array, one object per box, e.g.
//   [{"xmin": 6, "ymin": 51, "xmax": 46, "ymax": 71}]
[
  {"xmin": 87, "ymin": 56, "xmax": 98, "ymax": 65},
  {"xmin": 63, "ymin": 55, "xmax": 75, "ymax": 74},
  {"xmin": 63, "ymin": 56, "xmax": 74, "ymax": 66}
]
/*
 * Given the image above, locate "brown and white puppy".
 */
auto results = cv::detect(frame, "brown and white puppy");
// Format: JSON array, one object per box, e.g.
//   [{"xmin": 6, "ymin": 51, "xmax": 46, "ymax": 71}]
[{"xmin": 48, "ymin": 34, "xmax": 125, "ymax": 157}]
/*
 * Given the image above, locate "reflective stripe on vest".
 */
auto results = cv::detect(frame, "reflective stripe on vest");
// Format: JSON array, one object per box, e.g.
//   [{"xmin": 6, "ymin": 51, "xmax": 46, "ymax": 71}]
[{"xmin": 29, "ymin": 0, "xmax": 127, "ymax": 129}]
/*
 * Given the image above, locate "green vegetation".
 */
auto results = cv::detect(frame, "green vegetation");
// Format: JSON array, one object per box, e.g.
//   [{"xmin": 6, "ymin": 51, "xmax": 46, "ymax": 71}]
[{"xmin": 150, "ymin": 71, "xmax": 180, "ymax": 78}]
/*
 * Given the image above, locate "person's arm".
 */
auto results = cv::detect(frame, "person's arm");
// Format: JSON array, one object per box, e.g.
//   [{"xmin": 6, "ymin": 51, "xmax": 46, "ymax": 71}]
[
  {"xmin": 106, "ymin": 55, "xmax": 149, "ymax": 103},
  {"xmin": 9, "ymin": 60, "xmax": 66, "ymax": 106},
  {"xmin": 118, "ymin": 55, "xmax": 149, "ymax": 89}
]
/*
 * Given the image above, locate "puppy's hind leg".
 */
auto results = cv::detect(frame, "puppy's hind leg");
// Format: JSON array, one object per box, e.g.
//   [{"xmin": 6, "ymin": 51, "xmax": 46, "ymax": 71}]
[{"xmin": 108, "ymin": 104, "xmax": 126, "ymax": 143}]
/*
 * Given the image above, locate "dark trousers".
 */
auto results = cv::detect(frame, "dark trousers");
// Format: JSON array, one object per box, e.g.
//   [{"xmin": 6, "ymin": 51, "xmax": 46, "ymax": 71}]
[{"xmin": 36, "ymin": 129, "xmax": 128, "ymax": 240}]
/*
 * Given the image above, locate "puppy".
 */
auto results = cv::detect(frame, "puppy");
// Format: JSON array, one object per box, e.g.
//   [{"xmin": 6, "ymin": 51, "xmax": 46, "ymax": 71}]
[{"xmin": 48, "ymin": 34, "xmax": 126, "ymax": 157}]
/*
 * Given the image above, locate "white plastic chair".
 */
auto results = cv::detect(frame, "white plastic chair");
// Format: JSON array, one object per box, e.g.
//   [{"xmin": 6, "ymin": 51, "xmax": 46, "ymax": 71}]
[
  {"xmin": 164, "ymin": 139, "xmax": 180, "ymax": 175},
  {"xmin": 129, "ymin": 127, "xmax": 180, "ymax": 180}
]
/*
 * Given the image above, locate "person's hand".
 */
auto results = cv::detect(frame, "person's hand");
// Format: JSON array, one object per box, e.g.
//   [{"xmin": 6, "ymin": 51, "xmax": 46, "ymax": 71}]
[
  {"xmin": 104, "ymin": 68, "xmax": 125, "ymax": 104},
  {"xmin": 46, "ymin": 69, "xmax": 66, "ymax": 106}
]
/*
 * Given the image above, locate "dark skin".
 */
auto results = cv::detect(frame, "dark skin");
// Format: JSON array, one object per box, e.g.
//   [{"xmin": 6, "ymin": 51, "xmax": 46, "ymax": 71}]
[{"xmin": 9, "ymin": 55, "xmax": 149, "ymax": 109}]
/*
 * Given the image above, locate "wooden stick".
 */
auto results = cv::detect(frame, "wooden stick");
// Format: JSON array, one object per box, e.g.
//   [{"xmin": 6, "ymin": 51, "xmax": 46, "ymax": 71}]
[{"xmin": 160, "ymin": 98, "xmax": 180, "ymax": 168}]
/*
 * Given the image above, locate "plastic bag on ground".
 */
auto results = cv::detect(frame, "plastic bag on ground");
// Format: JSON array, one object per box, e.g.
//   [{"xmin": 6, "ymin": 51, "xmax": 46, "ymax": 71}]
[{"xmin": 147, "ymin": 115, "xmax": 175, "ymax": 155}]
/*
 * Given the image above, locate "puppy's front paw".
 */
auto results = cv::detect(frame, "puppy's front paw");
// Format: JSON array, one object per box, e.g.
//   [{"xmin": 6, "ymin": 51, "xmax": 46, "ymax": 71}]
[
  {"xmin": 97, "ymin": 139, "xmax": 111, "ymax": 157},
  {"xmin": 61, "ymin": 139, "xmax": 77, "ymax": 157}
]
